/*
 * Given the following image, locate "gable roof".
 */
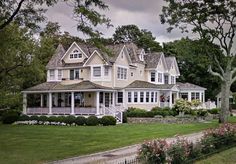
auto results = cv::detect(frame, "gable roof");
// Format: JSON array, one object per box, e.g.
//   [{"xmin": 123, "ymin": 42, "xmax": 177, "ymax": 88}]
[
  {"xmin": 177, "ymin": 82, "xmax": 206, "ymax": 90},
  {"xmin": 125, "ymin": 80, "xmax": 176, "ymax": 90},
  {"xmin": 46, "ymin": 44, "xmax": 66, "ymax": 69},
  {"xmin": 165, "ymin": 57, "xmax": 180, "ymax": 75},
  {"xmin": 144, "ymin": 52, "xmax": 163, "ymax": 69}
]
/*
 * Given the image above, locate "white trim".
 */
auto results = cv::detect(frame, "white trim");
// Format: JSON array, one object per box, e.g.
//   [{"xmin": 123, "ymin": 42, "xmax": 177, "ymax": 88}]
[
  {"xmin": 60, "ymin": 42, "xmax": 88, "ymax": 61},
  {"xmin": 114, "ymin": 45, "xmax": 133, "ymax": 64},
  {"xmin": 116, "ymin": 65, "xmax": 128, "ymax": 81},
  {"xmin": 22, "ymin": 89, "xmax": 115, "ymax": 93}
]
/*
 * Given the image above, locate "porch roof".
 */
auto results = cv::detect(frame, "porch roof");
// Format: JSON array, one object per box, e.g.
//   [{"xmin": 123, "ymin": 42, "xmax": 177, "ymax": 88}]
[
  {"xmin": 125, "ymin": 80, "xmax": 176, "ymax": 90},
  {"xmin": 23, "ymin": 80, "xmax": 113, "ymax": 92},
  {"xmin": 177, "ymin": 82, "xmax": 206, "ymax": 90}
]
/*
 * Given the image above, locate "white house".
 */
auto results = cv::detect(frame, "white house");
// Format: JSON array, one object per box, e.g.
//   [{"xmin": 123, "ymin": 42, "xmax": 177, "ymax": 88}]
[{"xmin": 22, "ymin": 42, "xmax": 206, "ymax": 123}]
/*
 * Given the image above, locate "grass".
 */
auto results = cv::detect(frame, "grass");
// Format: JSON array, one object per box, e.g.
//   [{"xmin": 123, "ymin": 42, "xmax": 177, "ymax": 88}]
[
  {"xmin": 196, "ymin": 146, "xmax": 236, "ymax": 164},
  {"xmin": 0, "ymin": 121, "xmax": 219, "ymax": 164}
]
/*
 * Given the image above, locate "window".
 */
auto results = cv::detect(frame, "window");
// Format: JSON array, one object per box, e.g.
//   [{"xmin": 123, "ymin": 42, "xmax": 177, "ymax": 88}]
[
  {"xmin": 58, "ymin": 70, "xmax": 62, "ymax": 80},
  {"xmin": 140, "ymin": 92, "xmax": 144, "ymax": 102},
  {"xmin": 164, "ymin": 75, "xmax": 169, "ymax": 84},
  {"xmin": 151, "ymin": 72, "xmax": 156, "ymax": 82},
  {"xmin": 117, "ymin": 67, "xmax": 127, "ymax": 80},
  {"xmin": 151, "ymin": 92, "xmax": 154, "ymax": 102},
  {"xmin": 146, "ymin": 92, "xmax": 149, "ymax": 102},
  {"xmin": 134, "ymin": 92, "xmax": 138, "ymax": 102},
  {"xmin": 70, "ymin": 69, "xmax": 80, "ymax": 80},
  {"xmin": 99, "ymin": 92, "xmax": 103, "ymax": 103},
  {"xmin": 104, "ymin": 67, "xmax": 109, "ymax": 76},
  {"xmin": 117, "ymin": 92, "xmax": 123, "ymax": 103},
  {"xmin": 128, "ymin": 92, "xmax": 132, "ymax": 103},
  {"xmin": 191, "ymin": 92, "xmax": 200, "ymax": 100},
  {"xmin": 70, "ymin": 49, "xmax": 82, "ymax": 59},
  {"xmin": 93, "ymin": 67, "xmax": 101, "ymax": 77},
  {"xmin": 171, "ymin": 76, "xmax": 175, "ymax": 84},
  {"xmin": 131, "ymin": 72, "xmax": 133, "ymax": 76},
  {"xmin": 181, "ymin": 93, "xmax": 188, "ymax": 100},
  {"xmin": 155, "ymin": 92, "xmax": 158, "ymax": 102},
  {"xmin": 158, "ymin": 73, "xmax": 162, "ymax": 83},
  {"xmin": 49, "ymin": 70, "xmax": 54, "ymax": 80}
]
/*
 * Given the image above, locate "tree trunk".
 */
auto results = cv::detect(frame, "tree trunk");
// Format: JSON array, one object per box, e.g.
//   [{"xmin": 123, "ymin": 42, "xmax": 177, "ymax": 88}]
[{"xmin": 220, "ymin": 80, "xmax": 231, "ymax": 123}]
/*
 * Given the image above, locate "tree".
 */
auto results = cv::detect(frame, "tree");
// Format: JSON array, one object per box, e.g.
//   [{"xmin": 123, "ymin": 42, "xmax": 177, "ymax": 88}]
[
  {"xmin": 0, "ymin": 0, "xmax": 111, "ymax": 37},
  {"xmin": 113, "ymin": 24, "xmax": 162, "ymax": 52},
  {"xmin": 163, "ymin": 38, "xmax": 225, "ymax": 100},
  {"xmin": 161, "ymin": 0, "xmax": 236, "ymax": 123}
]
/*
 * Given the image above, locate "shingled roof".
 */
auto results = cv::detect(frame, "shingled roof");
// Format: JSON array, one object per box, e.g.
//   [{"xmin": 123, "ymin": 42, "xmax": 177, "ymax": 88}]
[
  {"xmin": 144, "ymin": 52, "xmax": 163, "ymax": 69},
  {"xmin": 177, "ymin": 82, "xmax": 206, "ymax": 90},
  {"xmin": 125, "ymin": 80, "xmax": 176, "ymax": 90},
  {"xmin": 46, "ymin": 44, "xmax": 65, "ymax": 69},
  {"xmin": 24, "ymin": 81, "xmax": 112, "ymax": 92},
  {"xmin": 165, "ymin": 57, "xmax": 175, "ymax": 70}
]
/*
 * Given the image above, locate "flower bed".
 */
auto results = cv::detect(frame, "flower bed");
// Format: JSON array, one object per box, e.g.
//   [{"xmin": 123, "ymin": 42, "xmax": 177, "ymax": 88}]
[{"xmin": 138, "ymin": 124, "xmax": 236, "ymax": 163}]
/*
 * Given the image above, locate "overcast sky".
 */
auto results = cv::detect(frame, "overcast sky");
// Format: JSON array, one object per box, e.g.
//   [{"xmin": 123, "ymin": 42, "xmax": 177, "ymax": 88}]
[{"xmin": 45, "ymin": 0, "xmax": 195, "ymax": 44}]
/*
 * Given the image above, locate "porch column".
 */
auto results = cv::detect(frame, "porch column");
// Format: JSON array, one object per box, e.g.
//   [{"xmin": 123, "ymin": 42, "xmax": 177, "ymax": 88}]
[
  {"xmin": 71, "ymin": 92, "xmax": 75, "ymax": 115},
  {"xmin": 176, "ymin": 92, "xmax": 179, "ymax": 99},
  {"xmin": 40, "ymin": 94, "xmax": 43, "ymax": 107},
  {"xmin": 188, "ymin": 91, "xmax": 191, "ymax": 102},
  {"xmin": 49, "ymin": 92, "xmax": 52, "ymax": 114},
  {"xmin": 96, "ymin": 91, "xmax": 100, "ymax": 115},
  {"xmin": 169, "ymin": 91, "xmax": 172, "ymax": 108},
  {"xmin": 23, "ymin": 93, "xmax": 27, "ymax": 114},
  {"xmin": 112, "ymin": 92, "xmax": 115, "ymax": 107},
  {"xmin": 203, "ymin": 91, "xmax": 205, "ymax": 103}
]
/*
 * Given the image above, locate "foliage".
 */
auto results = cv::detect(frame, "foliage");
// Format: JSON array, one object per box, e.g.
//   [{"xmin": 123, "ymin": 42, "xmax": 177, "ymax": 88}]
[
  {"xmin": 29, "ymin": 115, "xmax": 39, "ymax": 121},
  {"xmin": 18, "ymin": 114, "xmax": 30, "ymax": 121},
  {"xmin": 86, "ymin": 116, "xmax": 99, "ymax": 126},
  {"xmin": 139, "ymin": 124, "xmax": 236, "ymax": 163},
  {"xmin": 161, "ymin": 0, "xmax": 236, "ymax": 123},
  {"xmin": 196, "ymin": 110, "xmax": 208, "ymax": 117},
  {"xmin": 208, "ymin": 108, "xmax": 220, "ymax": 115},
  {"xmin": 174, "ymin": 99, "xmax": 192, "ymax": 114},
  {"xmin": 139, "ymin": 139, "xmax": 168, "ymax": 163},
  {"xmin": 38, "ymin": 116, "xmax": 48, "ymax": 122},
  {"xmin": 1, "ymin": 110, "xmax": 20, "ymax": 124},
  {"xmin": 113, "ymin": 24, "xmax": 162, "ymax": 52},
  {"xmin": 100, "ymin": 116, "xmax": 116, "ymax": 126},
  {"xmin": 75, "ymin": 116, "xmax": 86, "ymax": 126},
  {"xmin": 64, "ymin": 115, "xmax": 76, "ymax": 125}
]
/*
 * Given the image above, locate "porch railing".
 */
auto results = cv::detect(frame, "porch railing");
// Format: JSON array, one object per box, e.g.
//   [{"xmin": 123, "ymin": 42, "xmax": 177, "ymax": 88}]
[
  {"xmin": 75, "ymin": 107, "xmax": 96, "ymax": 115},
  {"xmin": 160, "ymin": 102, "xmax": 170, "ymax": 108},
  {"xmin": 27, "ymin": 107, "xmax": 49, "ymax": 115},
  {"xmin": 52, "ymin": 107, "xmax": 70, "ymax": 115}
]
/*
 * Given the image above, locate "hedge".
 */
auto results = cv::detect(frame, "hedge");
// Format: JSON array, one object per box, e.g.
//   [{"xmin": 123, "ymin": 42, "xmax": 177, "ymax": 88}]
[
  {"xmin": 100, "ymin": 116, "xmax": 116, "ymax": 126},
  {"xmin": 2, "ymin": 111, "xmax": 20, "ymax": 124}
]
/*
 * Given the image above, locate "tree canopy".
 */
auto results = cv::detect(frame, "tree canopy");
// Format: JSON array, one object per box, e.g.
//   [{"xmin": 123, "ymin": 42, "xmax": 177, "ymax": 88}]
[{"xmin": 161, "ymin": 0, "xmax": 236, "ymax": 123}]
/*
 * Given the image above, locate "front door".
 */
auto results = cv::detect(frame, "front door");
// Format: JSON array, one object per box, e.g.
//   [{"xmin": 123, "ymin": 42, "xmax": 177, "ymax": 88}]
[{"xmin": 105, "ymin": 93, "xmax": 110, "ymax": 107}]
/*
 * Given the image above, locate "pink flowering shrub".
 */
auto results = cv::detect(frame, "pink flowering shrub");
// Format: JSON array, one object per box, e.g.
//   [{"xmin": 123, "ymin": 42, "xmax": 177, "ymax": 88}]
[
  {"xmin": 201, "ymin": 123, "xmax": 236, "ymax": 153},
  {"xmin": 138, "ymin": 139, "xmax": 169, "ymax": 163},
  {"xmin": 138, "ymin": 124, "xmax": 236, "ymax": 163}
]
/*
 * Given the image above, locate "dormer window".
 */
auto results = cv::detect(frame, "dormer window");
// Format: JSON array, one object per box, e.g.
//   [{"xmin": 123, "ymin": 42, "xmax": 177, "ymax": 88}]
[
  {"xmin": 70, "ymin": 49, "xmax": 82, "ymax": 59},
  {"xmin": 139, "ymin": 54, "xmax": 144, "ymax": 61},
  {"xmin": 49, "ymin": 70, "xmax": 55, "ymax": 80}
]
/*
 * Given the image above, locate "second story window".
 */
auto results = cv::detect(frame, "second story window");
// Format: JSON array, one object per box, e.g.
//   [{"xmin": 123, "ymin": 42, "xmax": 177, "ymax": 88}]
[
  {"xmin": 164, "ymin": 75, "xmax": 169, "ymax": 84},
  {"xmin": 117, "ymin": 67, "xmax": 127, "ymax": 80},
  {"xmin": 58, "ymin": 70, "xmax": 62, "ymax": 80},
  {"xmin": 70, "ymin": 69, "xmax": 80, "ymax": 80},
  {"xmin": 93, "ymin": 66, "xmax": 101, "ymax": 77},
  {"xmin": 49, "ymin": 70, "xmax": 54, "ymax": 80},
  {"xmin": 70, "ymin": 49, "xmax": 82, "ymax": 59},
  {"xmin": 158, "ymin": 73, "xmax": 163, "ymax": 83},
  {"xmin": 171, "ymin": 76, "xmax": 175, "ymax": 84},
  {"xmin": 104, "ymin": 67, "xmax": 109, "ymax": 76},
  {"xmin": 151, "ymin": 72, "xmax": 156, "ymax": 82}
]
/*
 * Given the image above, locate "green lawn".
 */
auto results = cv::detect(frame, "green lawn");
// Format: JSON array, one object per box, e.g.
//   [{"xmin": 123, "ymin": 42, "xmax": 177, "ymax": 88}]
[
  {"xmin": 196, "ymin": 147, "xmax": 236, "ymax": 164},
  {"xmin": 0, "ymin": 122, "xmax": 220, "ymax": 164}
]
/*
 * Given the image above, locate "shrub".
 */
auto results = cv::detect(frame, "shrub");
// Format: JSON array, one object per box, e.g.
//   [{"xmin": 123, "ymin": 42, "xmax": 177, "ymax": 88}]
[
  {"xmin": 56, "ymin": 116, "xmax": 66, "ymax": 123},
  {"xmin": 47, "ymin": 116, "xmax": 57, "ymax": 123},
  {"xmin": 75, "ymin": 116, "xmax": 86, "ymax": 125},
  {"xmin": 18, "ymin": 114, "xmax": 30, "ymax": 121},
  {"xmin": 196, "ymin": 109, "xmax": 208, "ymax": 117},
  {"xmin": 86, "ymin": 116, "xmax": 99, "ymax": 126},
  {"xmin": 100, "ymin": 116, "xmax": 116, "ymax": 126},
  {"xmin": 64, "ymin": 116, "xmax": 76, "ymax": 125},
  {"xmin": 2, "ymin": 111, "xmax": 20, "ymax": 124},
  {"xmin": 208, "ymin": 108, "xmax": 219, "ymax": 114},
  {"xmin": 139, "ymin": 139, "xmax": 168, "ymax": 164},
  {"xmin": 29, "ymin": 115, "xmax": 39, "ymax": 121},
  {"xmin": 38, "ymin": 116, "xmax": 48, "ymax": 122}
]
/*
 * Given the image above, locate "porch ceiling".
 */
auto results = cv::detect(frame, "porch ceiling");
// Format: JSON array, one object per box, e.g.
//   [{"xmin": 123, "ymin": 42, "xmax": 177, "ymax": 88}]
[{"xmin": 23, "ymin": 80, "xmax": 113, "ymax": 92}]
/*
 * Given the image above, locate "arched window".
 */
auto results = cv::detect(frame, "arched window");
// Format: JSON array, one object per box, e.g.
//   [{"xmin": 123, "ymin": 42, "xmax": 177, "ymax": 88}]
[{"xmin": 69, "ymin": 49, "xmax": 82, "ymax": 59}]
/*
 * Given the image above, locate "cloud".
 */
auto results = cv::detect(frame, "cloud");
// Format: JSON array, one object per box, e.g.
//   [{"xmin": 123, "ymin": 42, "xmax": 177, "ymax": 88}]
[{"xmin": 44, "ymin": 0, "xmax": 194, "ymax": 44}]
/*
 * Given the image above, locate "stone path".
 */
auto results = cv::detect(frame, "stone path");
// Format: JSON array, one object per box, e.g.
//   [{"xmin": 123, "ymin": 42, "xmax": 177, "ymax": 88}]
[{"xmin": 49, "ymin": 131, "xmax": 204, "ymax": 164}]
